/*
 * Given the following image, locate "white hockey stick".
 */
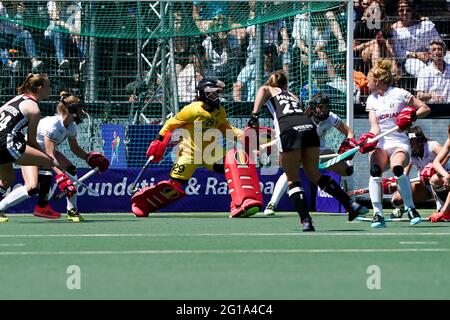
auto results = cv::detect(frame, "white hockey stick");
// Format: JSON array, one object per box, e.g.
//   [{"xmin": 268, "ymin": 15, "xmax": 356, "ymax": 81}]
[
  {"xmin": 319, "ymin": 126, "xmax": 400, "ymax": 169},
  {"xmin": 53, "ymin": 167, "xmax": 100, "ymax": 199}
]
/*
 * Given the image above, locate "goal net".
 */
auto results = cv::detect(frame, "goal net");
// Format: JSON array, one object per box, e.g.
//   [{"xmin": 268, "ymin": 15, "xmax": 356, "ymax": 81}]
[{"xmin": 0, "ymin": 1, "xmax": 350, "ymax": 168}]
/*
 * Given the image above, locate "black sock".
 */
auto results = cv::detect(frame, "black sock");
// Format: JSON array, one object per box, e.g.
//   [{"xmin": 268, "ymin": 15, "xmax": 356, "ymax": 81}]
[
  {"xmin": 37, "ymin": 173, "xmax": 52, "ymax": 208},
  {"xmin": 433, "ymin": 185, "xmax": 449, "ymax": 204},
  {"xmin": 318, "ymin": 174, "xmax": 352, "ymax": 208},
  {"xmin": 288, "ymin": 182, "xmax": 311, "ymax": 222}
]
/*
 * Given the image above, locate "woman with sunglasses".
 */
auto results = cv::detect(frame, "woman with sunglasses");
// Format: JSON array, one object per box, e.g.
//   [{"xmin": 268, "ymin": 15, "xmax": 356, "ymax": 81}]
[{"xmin": 24, "ymin": 91, "xmax": 109, "ymax": 222}]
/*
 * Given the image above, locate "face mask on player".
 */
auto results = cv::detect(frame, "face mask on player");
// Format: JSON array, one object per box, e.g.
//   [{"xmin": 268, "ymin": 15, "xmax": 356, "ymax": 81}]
[
  {"xmin": 313, "ymin": 104, "xmax": 330, "ymax": 121},
  {"xmin": 68, "ymin": 103, "xmax": 85, "ymax": 125}
]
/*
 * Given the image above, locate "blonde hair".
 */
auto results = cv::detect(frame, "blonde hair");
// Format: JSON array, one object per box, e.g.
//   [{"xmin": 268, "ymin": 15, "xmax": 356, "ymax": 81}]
[
  {"xmin": 368, "ymin": 59, "xmax": 393, "ymax": 86},
  {"xmin": 17, "ymin": 73, "xmax": 49, "ymax": 95},
  {"xmin": 56, "ymin": 91, "xmax": 82, "ymax": 115},
  {"xmin": 267, "ymin": 70, "xmax": 288, "ymax": 88}
]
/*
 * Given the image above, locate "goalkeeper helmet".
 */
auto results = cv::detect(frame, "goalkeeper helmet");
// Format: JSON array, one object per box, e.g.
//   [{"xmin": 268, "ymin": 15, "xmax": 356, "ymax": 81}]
[
  {"xmin": 408, "ymin": 126, "xmax": 427, "ymax": 158},
  {"xmin": 308, "ymin": 92, "xmax": 330, "ymax": 121},
  {"xmin": 197, "ymin": 78, "xmax": 225, "ymax": 110}
]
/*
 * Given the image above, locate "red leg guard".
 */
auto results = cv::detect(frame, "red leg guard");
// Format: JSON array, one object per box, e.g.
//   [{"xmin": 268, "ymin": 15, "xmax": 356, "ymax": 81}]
[
  {"xmin": 131, "ymin": 180, "xmax": 186, "ymax": 217},
  {"xmin": 225, "ymin": 149, "xmax": 263, "ymax": 218}
]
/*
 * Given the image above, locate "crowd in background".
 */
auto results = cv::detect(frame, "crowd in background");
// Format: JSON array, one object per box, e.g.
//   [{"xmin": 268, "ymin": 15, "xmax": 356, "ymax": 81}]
[{"xmin": 1, "ymin": 0, "xmax": 450, "ymax": 106}]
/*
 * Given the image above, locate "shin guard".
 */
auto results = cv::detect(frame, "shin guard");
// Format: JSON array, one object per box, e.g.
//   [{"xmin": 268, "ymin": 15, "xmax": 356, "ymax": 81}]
[
  {"xmin": 225, "ymin": 149, "xmax": 263, "ymax": 218},
  {"xmin": 131, "ymin": 180, "xmax": 186, "ymax": 217}
]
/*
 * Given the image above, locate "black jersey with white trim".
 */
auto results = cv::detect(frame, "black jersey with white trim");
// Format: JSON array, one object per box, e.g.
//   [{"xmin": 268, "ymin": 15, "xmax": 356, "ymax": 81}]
[
  {"xmin": 0, "ymin": 95, "xmax": 33, "ymax": 135},
  {"xmin": 265, "ymin": 89, "xmax": 305, "ymax": 134}
]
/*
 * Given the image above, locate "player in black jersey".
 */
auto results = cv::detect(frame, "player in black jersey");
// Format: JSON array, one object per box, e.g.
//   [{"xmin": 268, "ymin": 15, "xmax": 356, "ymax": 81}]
[
  {"xmin": 0, "ymin": 74, "xmax": 73, "ymax": 223},
  {"xmin": 248, "ymin": 70, "xmax": 368, "ymax": 231}
]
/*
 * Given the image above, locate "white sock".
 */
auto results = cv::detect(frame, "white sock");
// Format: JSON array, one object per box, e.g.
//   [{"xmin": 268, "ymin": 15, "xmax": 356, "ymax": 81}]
[
  {"xmin": 395, "ymin": 174, "xmax": 415, "ymax": 209},
  {"xmin": 369, "ymin": 176, "xmax": 383, "ymax": 216},
  {"xmin": 67, "ymin": 178, "xmax": 78, "ymax": 211},
  {"xmin": 270, "ymin": 173, "xmax": 288, "ymax": 206},
  {"xmin": 0, "ymin": 185, "xmax": 30, "ymax": 211}
]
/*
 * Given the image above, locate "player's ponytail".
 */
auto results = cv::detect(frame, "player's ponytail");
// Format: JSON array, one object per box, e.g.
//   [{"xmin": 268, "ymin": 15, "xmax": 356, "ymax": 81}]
[{"xmin": 17, "ymin": 73, "xmax": 49, "ymax": 95}]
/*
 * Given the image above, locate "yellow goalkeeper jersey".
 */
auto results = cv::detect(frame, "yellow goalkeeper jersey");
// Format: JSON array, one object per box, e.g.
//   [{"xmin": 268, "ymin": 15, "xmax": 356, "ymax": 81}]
[{"xmin": 159, "ymin": 101, "xmax": 242, "ymax": 160}]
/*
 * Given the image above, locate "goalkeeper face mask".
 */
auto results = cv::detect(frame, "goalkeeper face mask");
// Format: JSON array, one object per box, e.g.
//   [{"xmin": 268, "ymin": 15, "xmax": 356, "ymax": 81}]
[{"xmin": 314, "ymin": 104, "xmax": 330, "ymax": 121}]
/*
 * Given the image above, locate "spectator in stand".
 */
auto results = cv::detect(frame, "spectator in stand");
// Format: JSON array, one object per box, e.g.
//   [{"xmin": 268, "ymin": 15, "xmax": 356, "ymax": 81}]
[
  {"xmin": 353, "ymin": 0, "xmax": 366, "ymax": 22},
  {"xmin": 177, "ymin": 48, "xmax": 205, "ymax": 103},
  {"xmin": 353, "ymin": 0, "xmax": 400, "ymax": 79},
  {"xmin": 293, "ymin": 11, "xmax": 345, "ymax": 88},
  {"xmin": 263, "ymin": 19, "xmax": 291, "ymax": 76},
  {"xmin": 201, "ymin": 24, "xmax": 242, "ymax": 87},
  {"xmin": 416, "ymin": 40, "xmax": 450, "ymax": 103},
  {"xmin": 233, "ymin": 42, "xmax": 278, "ymax": 102},
  {"xmin": 391, "ymin": 0, "xmax": 442, "ymax": 78},
  {"xmin": 45, "ymin": 1, "xmax": 84, "ymax": 71},
  {"xmin": 0, "ymin": 1, "xmax": 43, "ymax": 72}
]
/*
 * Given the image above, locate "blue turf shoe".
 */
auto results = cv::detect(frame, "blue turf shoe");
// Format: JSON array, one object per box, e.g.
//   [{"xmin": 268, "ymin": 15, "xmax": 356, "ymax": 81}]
[
  {"xmin": 406, "ymin": 208, "xmax": 421, "ymax": 225},
  {"xmin": 371, "ymin": 214, "xmax": 386, "ymax": 228}
]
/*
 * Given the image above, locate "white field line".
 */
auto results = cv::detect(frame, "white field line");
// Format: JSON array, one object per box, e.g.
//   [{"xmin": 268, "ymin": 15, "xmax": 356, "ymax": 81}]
[
  {"xmin": 399, "ymin": 241, "xmax": 438, "ymax": 245},
  {"xmin": 1, "ymin": 248, "xmax": 450, "ymax": 256},
  {"xmin": 0, "ymin": 243, "xmax": 25, "ymax": 247},
  {"xmin": 1, "ymin": 232, "xmax": 450, "ymax": 238}
]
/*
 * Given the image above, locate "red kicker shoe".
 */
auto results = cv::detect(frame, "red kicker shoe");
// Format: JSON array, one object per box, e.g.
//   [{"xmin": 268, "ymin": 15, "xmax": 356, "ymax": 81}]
[
  {"xmin": 429, "ymin": 211, "xmax": 450, "ymax": 223},
  {"xmin": 33, "ymin": 204, "xmax": 61, "ymax": 219}
]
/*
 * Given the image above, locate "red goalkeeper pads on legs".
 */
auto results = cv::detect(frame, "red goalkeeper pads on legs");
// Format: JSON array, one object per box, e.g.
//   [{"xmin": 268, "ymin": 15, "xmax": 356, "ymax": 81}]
[
  {"xmin": 225, "ymin": 149, "xmax": 263, "ymax": 218},
  {"xmin": 131, "ymin": 180, "xmax": 186, "ymax": 217}
]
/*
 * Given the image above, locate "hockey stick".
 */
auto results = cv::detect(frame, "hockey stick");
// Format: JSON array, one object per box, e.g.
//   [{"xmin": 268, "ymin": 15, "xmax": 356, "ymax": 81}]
[
  {"xmin": 53, "ymin": 167, "xmax": 100, "ymax": 200},
  {"xmin": 347, "ymin": 177, "xmax": 421, "ymax": 196},
  {"xmin": 319, "ymin": 126, "xmax": 400, "ymax": 169},
  {"xmin": 130, "ymin": 155, "xmax": 154, "ymax": 193},
  {"xmin": 319, "ymin": 153, "xmax": 339, "ymax": 160}
]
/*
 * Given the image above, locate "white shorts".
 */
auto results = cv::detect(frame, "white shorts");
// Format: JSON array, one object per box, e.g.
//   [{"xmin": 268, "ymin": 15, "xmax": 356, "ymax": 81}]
[{"xmin": 378, "ymin": 138, "xmax": 411, "ymax": 158}]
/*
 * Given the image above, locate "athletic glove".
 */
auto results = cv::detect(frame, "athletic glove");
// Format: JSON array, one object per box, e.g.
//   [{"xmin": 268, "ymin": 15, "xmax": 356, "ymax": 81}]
[
  {"xmin": 382, "ymin": 177, "xmax": 397, "ymax": 194},
  {"xmin": 419, "ymin": 162, "xmax": 436, "ymax": 185},
  {"xmin": 247, "ymin": 112, "xmax": 259, "ymax": 129},
  {"xmin": 86, "ymin": 152, "xmax": 110, "ymax": 172},
  {"xmin": 338, "ymin": 138, "xmax": 359, "ymax": 159},
  {"xmin": 146, "ymin": 131, "xmax": 173, "ymax": 163},
  {"xmin": 396, "ymin": 106, "xmax": 417, "ymax": 131},
  {"xmin": 358, "ymin": 132, "xmax": 378, "ymax": 154},
  {"xmin": 56, "ymin": 173, "xmax": 76, "ymax": 198}
]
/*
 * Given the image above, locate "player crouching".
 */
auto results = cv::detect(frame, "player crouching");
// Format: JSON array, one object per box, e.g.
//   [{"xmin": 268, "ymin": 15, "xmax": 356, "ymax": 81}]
[
  {"xmin": 131, "ymin": 79, "xmax": 263, "ymax": 218},
  {"xmin": 429, "ymin": 124, "xmax": 450, "ymax": 222},
  {"xmin": 29, "ymin": 93, "xmax": 109, "ymax": 222}
]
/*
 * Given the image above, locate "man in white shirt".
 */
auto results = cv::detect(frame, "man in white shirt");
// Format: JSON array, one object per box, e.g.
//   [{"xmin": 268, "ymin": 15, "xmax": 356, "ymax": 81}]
[{"xmin": 416, "ymin": 40, "xmax": 450, "ymax": 103}]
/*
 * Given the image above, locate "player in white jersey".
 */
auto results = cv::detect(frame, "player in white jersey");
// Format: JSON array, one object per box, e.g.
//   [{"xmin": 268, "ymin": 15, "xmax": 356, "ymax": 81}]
[
  {"xmin": 429, "ymin": 124, "xmax": 450, "ymax": 222},
  {"xmin": 24, "ymin": 92, "xmax": 109, "ymax": 222},
  {"xmin": 390, "ymin": 126, "xmax": 449, "ymax": 218},
  {"xmin": 360, "ymin": 59, "xmax": 430, "ymax": 228},
  {"xmin": 263, "ymin": 92, "xmax": 358, "ymax": 215},
  {"xmin": 0, "ymin": 74, "xmax": 57, "ymax": 223}
]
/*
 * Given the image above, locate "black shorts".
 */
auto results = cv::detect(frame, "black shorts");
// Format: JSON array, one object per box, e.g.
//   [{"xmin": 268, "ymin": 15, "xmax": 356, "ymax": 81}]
[
  {"xmin": 279, "ymin": 123, "xmax": 320, "ymax": 152},
  {"xmin": 0, "ymin": 132, "xmax": 26, "ymax": 164}
]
